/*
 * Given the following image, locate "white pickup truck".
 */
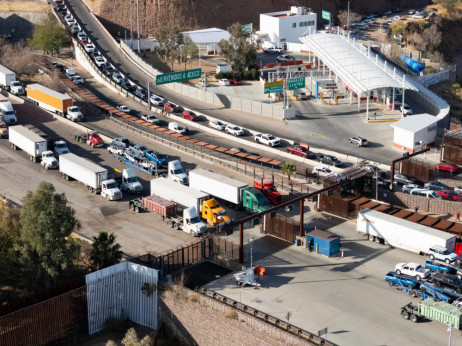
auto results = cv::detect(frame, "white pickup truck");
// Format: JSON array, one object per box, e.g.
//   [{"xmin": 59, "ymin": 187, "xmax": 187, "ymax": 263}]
[
  {"xmin": 254, "ymin": 133, "xmax": 280, "ymax": 147},
  {"xmin": 395, "ymin": 262, "xmax": 431, "ymax": 281}
]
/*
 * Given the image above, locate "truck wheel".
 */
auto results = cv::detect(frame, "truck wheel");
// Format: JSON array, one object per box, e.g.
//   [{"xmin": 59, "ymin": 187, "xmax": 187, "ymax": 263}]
[
  {"xmin": 135, "ymin": 206, "xmax": 140, "ymax": 213},
  {"xmin": 410, "ymin": 291, "xmax": 417, "ymax": 298},
  {"xmin": 442, "ymin": 270, "xmax": 447, "ymax": 275},
  {"xmin": 368, "ymin": 234, "xmax": 375, "ymax": 242},
  {"xmin": 396, "ymin": 270, "xmax": 401, "ymax": 275},
  {"xmin": 388, "ymin": 281, "xmax": 394, "ymax": 287},
  {"xmin": 168, "ymin": 220, "xmax": 174, "ymax": 228},
  {"xmin": 45, "ymin": 165, "xmax": 48, "ymax": 170},
  {"xmin": 106, "ymin": 194, "xmax": 110, "ymax": 201},
  {"xmin": 174, "ymin": 223, "xmax": 180, "ymax": 230},
  {"xmin": 90, "ymin": 143, "xmax": 94, "ymax": 148},
  {"xmin": 445, "ymin": 259, "xmax": 451, "ymax": 264},
  {"xmin": 456, "ymin": 288, "xmax": 462, "ymax": 294},
  {"xmin": 417, "ymin": 293, "xmax": 424, "ymax": 300},
  {"xmin": 416, "ymin": 275, "xmax": 422, "ymax": 281},
  {"xmin": 407, "ymin": 283, "xmax": 413, "ymax": 289},
  {"xmin": 65, "ymin": 175, "xmax": 69, "ymax": 181},
  {"xmin": 430, "ymin": 254, "xmax": 435, "ymax": 260},
  {"xmin": 410, "ymin": 314, "xmax": 418, "ymax": 323},
  {"xmin": 236, "ymin": 280, "xmax": 241, "ymax": 286},
  {"xmin": 401, "ymin": 311, "xmax": 410, "ymax": 320}
]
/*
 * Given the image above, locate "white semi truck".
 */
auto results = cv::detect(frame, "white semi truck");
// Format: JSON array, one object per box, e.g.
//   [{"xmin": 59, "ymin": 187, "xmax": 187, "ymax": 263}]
[
  {"xmin": 357, "ymin": 209, "xmax": 456, "ymax": 255},
  {"xmin": 167, "ymin": 160, "xmax": 188, "ymax": 184},
  {"xmin": 0, "ymin": 100, "xmax": 17, "ymax": 124},
  {"xmin": 9, "ymin": 125, "xmax": 58, "ymax": 169},
  {"xmin": 0, "ymin": 64, "xmax": 24, "ymax": 95},
  {"xmin": 59, "ymin": 153, "xmax": 122, "ymax": 200}
]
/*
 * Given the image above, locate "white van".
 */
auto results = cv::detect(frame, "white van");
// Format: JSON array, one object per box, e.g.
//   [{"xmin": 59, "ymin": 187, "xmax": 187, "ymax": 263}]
[{"xmin": 410, "ymin": 188, "xmax": 442, "ymax": 199}]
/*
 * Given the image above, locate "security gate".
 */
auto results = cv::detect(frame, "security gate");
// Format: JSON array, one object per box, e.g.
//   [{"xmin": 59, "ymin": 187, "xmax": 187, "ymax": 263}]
[{"xmin": 262, "ymin": 213, "xmax": 297, "ymax": 243}]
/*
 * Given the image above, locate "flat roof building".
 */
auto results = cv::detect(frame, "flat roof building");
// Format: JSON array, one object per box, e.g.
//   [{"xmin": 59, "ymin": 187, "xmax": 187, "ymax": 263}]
[{"xmin": 391, "ymin": 114, "xmax": 438, "ymax": 153}]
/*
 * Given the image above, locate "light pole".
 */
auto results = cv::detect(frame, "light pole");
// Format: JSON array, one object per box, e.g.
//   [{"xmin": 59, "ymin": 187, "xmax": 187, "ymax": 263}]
[
  {"xmin": 248, "ymin": 237, "xmax": 254, "ymax": 269},
  {"xmin": 178, "ymin": 44, "xmax": 185, "ymax": 71},
  {"xmin": 136, "ymin": 0, "xmax": 141, "ymax": 55}
]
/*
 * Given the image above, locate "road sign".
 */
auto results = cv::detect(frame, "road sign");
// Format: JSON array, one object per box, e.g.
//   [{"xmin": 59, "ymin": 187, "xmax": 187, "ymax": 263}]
[
  {"xmin": 264, "ymin": 80, "xmax": 283, "ymax": 94},
  {"xmin": 155, "ymin": 68, "xmax": 201, "ymax": 85},
  {"xmin": 241, "ymin": 23, "xmax": 252, "ymax": 34},
  {"xmin": 321, "ymin": 10, "xmax": 331, "ymax": 21},
  {"xmin": 288, "ymin": 77, "xmax": 305, "ymax": 90}
]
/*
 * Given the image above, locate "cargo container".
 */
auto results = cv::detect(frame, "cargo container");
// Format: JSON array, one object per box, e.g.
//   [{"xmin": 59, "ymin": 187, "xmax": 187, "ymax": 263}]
[
  {"xmin": 189, "ymin": 168, "xmax": 271, "ymax": 213},
  {"xmin": 357, "ymin": 209, "xmax": 456, "ymax": 255},
  {"xmin": 59, "ymin": 153, "xmax": 122, "ymax": 200},
  {"xmin": 129, "ymin": 194, "xmax": 177, "ymax": 217},
  {"xmin": 419, "ymin": 299, "xmax": 462, "ymax": 329},
  {"xmin": 26, "ymin": 83, "xmax": 73, "ymax": 116}
]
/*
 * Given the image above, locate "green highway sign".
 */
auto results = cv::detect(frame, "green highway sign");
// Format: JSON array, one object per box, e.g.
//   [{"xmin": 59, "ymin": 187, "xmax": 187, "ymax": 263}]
[
  {"xmin": 241, "ymin": 23, "xmax": 253, "ymax": 34},
  {"xmin": 321, "ymin": 10, "xmax": 331, "ymax": 21},
  {"xmin": 288, "ymin": 77, "xmax": 305, "ymax": 90},
  {"xmin": 155, "ymin": 68, "xmax": 201, "ymax": 85},
  {"xmin": 264, "ymin": 80, "xmax": 283, "ymax": 94}
]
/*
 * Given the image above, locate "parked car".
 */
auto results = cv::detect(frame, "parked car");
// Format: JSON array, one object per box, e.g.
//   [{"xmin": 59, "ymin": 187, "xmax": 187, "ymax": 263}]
[
  {"xmin": 182, "ymin": 110, "xmax": 199, "ymax": 121},
  {"xmin": 425, "ymin": 260, "xmax": 462, "ymax": 278},
  {"xmin": 102, "ymin": 65, "xmax": 116, "ymax": 76},
  {"xmin": 225, "ymin": 124, "xmax": 244, "ymax": 136},
  {"xmin": 168, "ymin": 122, "xmax": 188, "ymax": 135},
  {"xmin": 276, "ymin": 55, "xmax": 293, "ymax": 63},
  {"xmin": 135, "ymin": 88, "xmax": 148, "ymax": 99},
  {"xmin": 286, "ymin": 146, "xmax": 317, "ymax": 159},
  {"xmin": 120, "ymin": 80, "xmax": 136, "ymax": 92},
  {"xmin": 402, "ymin": 184, "xmax": 420, "ymax": 194},
  {"xmin": 400, "ymin": 104, "xmax": 412, "ymax": 115},
  {"xmin": 318, "ymin": 154, "xmax": 342, "ymax": 167},
  {"xmin": 455, "ymin": 186, "xmax": 462, "ymax": 194},
  {"xmin": 384, "ymin": 10, "xmax": 392, "ymax": 15},
  {"xmin": 209, "ymin": 120, "xmax": 226, "ymax": 131},
  {"xmin": 149, "ymin": 95, "xmax": 164, "ymax": 106},
  {"xmin": 72, "ymin": 75, "xmax": 84, "ymax": 85},
  {"xmin": 410, "ymin": 188, "xmax": 441, "ymax": 199},
  {"xmin": 395, "ymin": 262, "xmax": 430, "ymax": 281},
  {"xmin": 297, "ymin": 92, "xmax": 307, "ymax": 100},
  {"xmin": 393, "ymin": 174, "xmax": 415, "ymax": 185},
  {"xmin": 113, "ymin": 137, "xmax": 131, "ymax": 148},
  {"xmin": 228, "ymin": 78, "xmax": 241, "ymax": 86},
  {"xmin": 424, "ymin": 181, "xmax": 450, "ymax": 191},
  {"xmin": 349, "ymin": 136, "xmax": 368, "ymax": 147},
  {"xmin": 431, "ymin": 273, "xmax": 462, "ymax": 294},
  {"xmin": 263, "ymin": 47, "xmax": 282, "ymax": 53},
  {"xmin": 197, "ymin": 79, "xmax": 209, "ymax": 87},
  {"xmin": 428, "ymin": 245, "xmax": 459, "ymax": 263},
  {"xmin": 141, "ymin": 114, "xmax": 159, "ymax": 124},
  {"xmin": 219, "ymin": 79, "xmax": 230, "ymax": 86},
  {"xmin": 116, "ymin": 105, "xmax": 131, "ymax": 114},
  {"xmin": 436, "ymin": 162, "xmax": 457, "ymax": 173},
  {"xmin": 437, "ymin": 190, "xmax": 462, "ymax": 201},
  {"xmin": 112, "ymin": 72, "xmax": 124, "ymax": 84},
  {"xmin": 312, "ymin": 166, "xmax": 338, "ymax": 178},
  {"xmin": 385, "ymin": 271, "xmax": 420, "ymax": 289},
  {"xmin": 77, "ymin": 31, "xmax": 87, "ymax": 41},
  {"xmin": 392, "ymin": 15, "xmax": 401, "ymax": 21}
]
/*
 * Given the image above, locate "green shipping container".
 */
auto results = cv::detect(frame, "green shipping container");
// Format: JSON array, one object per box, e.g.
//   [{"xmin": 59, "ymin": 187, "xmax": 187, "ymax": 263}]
[{"xmin": 419, "ymin": 299, "xmax": 462, "ymax": 329}]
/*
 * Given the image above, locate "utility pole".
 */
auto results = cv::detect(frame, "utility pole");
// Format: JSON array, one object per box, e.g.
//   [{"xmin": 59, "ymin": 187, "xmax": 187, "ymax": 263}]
[
  {"xmin": 129, "ymin": 0, "xmax": 133, "ymax": 49},
  {"xmin": 136, "ymin": 0, "xmax": 141, "ymax": 55},
  {"xmin": 347, "ymin": 1, "xmax": 350, "ymax": 31}
]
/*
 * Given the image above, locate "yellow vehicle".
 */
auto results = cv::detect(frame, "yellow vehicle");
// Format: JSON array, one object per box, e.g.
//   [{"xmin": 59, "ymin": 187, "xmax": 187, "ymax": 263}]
[{"xmin": 201, "ymin": 198, "xmax": 231, "ymax": 227}]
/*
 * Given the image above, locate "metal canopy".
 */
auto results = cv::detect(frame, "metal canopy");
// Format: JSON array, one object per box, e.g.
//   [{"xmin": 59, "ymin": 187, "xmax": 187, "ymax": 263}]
[{"xmin": 299, "ymin": 33, "xmax": 418, "ymax": 96}]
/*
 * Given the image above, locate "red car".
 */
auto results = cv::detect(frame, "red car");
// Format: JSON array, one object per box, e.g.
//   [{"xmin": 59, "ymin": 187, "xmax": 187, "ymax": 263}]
[
  {"xmin": 436, "ymin": 162, "xmax": 457, "ymax": 173},
  {"xmin": 164, "ymin": 102, "xmax": 181, "ymax": 113},
  {"xmin": 228, "ymin": 78, "xmax": 241, "ymax": 86},
  {"xmin": 183, "ymin": 110, "xmax": 199, "ymax": 121},
  {"xmin": 286, "ymin": 145, "xmax": 317, "ymax": 159},
  {"xmin": 437, "ymin": 190, "xmax": 462, "ymax": 201},
  {"xmin": 80, "ymin": 39, "xmax": 88, "ymax": 46}
]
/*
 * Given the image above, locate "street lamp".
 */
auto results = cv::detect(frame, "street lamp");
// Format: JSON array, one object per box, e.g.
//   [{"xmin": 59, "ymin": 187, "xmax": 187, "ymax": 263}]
[{"xmin": 248, "ymin": 237, "xmax": 254, "ymax": 269}]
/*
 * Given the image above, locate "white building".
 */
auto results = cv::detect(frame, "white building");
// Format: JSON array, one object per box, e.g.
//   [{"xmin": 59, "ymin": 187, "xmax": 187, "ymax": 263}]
[
  {"xmin": 182, "ymin": 28, "xmax": 230, "ymax": 55},
  {"xmin": 391, "ymin": 114, "xmax": 438, "ymax": 153},
  {"xmin": 259, "ymin": 6, "xmax": 316, "ymax": 47}
]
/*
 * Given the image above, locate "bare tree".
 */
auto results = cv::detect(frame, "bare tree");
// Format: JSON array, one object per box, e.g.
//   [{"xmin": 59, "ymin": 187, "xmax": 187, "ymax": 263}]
[
  {"xmin": 422, "ymin": 24, "xmax": 442, "ymax": 52},
  {"xmin": 0, "ymin": 40, "xmax": 39, "ymax": 79},
  {"xmin": 337, "ymin": 10, "xmax": 362, "ymax": 27}
]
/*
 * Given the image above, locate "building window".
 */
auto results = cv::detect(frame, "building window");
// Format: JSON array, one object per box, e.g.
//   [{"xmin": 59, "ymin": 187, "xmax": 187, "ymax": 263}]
[{"xmin": 292, "ymin": 23, "xmax": 296, "ymax": 28}]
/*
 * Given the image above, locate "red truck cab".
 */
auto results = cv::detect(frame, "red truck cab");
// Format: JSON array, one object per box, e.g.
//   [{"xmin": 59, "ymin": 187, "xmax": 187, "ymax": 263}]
[{"xmin": 254, "ymin": 179, "xmax": 282, "ymax": 206}]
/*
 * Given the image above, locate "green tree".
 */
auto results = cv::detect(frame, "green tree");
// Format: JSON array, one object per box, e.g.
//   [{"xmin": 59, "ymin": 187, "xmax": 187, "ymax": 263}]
[
  {"xmin": 155, "ymin": 25, "xmax": 184, "ymax": 71},
  {"xmin": 178, "ymin": 36, "xmax": 199, "ymax": 70},
  {"xmin": 280, "ymin": 162, "xmax": 296, "ymax": 181},
  {"xmin": 0, "ymin": 202, "xmax": 21, "ymax": 279},
  {"xmin": 20, "ymin": 182, "xmax": 80, "ymax": 289},
  {"xmin": 28, "ymin": 17, "xmax": 71, "ymax": 55},
  {"xmin": 389, "ymin": 21, "xmax": 408, "ymax": 36},
  {"xmin": 218, "ymin": 22, "xmax": 260, "ymax": 72},
  {"xmin": 90, "ymin": 231, "xmax": 123, "ymax": 270}
]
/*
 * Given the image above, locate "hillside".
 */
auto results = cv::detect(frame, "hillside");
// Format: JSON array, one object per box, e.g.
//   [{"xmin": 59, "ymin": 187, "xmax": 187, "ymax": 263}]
[{"xmin": 84, "ymin": 0, "xmax": 430, "ymax": 37}]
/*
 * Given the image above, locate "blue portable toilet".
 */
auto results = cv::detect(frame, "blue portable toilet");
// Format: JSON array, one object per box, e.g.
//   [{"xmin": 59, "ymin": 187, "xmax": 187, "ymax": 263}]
[{"xmin": 306, "ymin": 229, "xmax": 340, "ymax": 257}]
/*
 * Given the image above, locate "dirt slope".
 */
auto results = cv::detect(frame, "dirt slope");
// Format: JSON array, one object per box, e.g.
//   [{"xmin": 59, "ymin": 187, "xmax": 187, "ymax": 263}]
[{"xmin": 84, "ymin": 0, "xmax": 430, "ymax": 37}]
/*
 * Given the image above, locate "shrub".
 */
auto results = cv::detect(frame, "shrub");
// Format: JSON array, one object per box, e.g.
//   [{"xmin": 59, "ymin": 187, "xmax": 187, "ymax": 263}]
[{"xmin": 223, "ymin": 307, "xmax": 238, "ymax": 320}]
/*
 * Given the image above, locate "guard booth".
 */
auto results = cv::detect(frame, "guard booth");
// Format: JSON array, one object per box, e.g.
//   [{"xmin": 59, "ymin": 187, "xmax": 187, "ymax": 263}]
[{"xmin": 306, "ymin": 229, "xmax": 340, "ymax": 257}]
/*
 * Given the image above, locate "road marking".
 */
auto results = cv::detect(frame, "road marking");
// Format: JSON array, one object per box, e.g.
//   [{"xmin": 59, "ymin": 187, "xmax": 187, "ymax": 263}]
[{"xmin": 310, "ymin": 131, "xmax": 327, "ymax": 139}]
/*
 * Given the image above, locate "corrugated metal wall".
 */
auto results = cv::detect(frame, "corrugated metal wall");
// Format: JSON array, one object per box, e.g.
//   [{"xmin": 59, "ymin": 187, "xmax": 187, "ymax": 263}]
[{"xmin": 86, "ymin": 262, "xmax": 158, "ymax": 334}]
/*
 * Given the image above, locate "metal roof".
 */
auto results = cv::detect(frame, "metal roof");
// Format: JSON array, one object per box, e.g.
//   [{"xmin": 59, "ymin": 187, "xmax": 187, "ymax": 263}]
[
  {"xmin": 299, "ymin": 32, "xmax": 419, "ymax": 95},
  {"xmin": 391, "ymin": 113, "xmax": 438, "ymax": 132},
  {"xmin": 182, "ymin": 28, "xmax": 230, "ymax": 44}
]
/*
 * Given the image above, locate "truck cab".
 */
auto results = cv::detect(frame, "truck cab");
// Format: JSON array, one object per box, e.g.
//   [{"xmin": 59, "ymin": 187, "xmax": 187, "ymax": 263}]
[
  {"xmin": 183, "ymin": 206, "xmax": 207, "ymax": 236},
  {"xmin": 100, "ymin": 179, "xmax": 123, "ymax": 201},
  {"xmin": 10, "ymin": 81, "xmax": 24, "ymax": 95},
  {"xmin": 40, "ymin": 151, "xmax": 59, "ymax": 170},
  {"xmin": 201, "ymin": 198, "xmax": 231, "ymax": 227},
  {"xmin": 0, "ymin": 100, "xmax": 17, "ymax": 125},
  {"xmin": 119, "ymin": 168, "xmax": 143, "ymax": 193},
  {"xmin": 242, "ymin": 187, "xmax": 271, "ymax": 213},
  {"xmin": 66, "ymin": 106, "xmax": 83, "ymax": 122},
  {"xmin": 254, "ymin": 179, "xmax": 282, "ymax": 206},
  {"xmin": 168, "ymin": 160, "xmax": 188, "ymax": 184},
  {"xmin": 53, "ymin": 140, "xmax": 70, "ymax": 156}
]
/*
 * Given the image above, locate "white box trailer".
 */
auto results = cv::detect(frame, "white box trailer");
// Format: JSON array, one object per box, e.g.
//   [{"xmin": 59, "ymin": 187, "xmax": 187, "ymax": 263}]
[
  {"xmin": 357, "ymin": 209, "xmax": 456, "ymax": 254},
  {"xmin": 189, "ymin": 168, "xmax": 248, "ymax": 205},
  {"xmin": 150, "ymin": 177, "xmax": 210, "ymax": 212},
  {"xmin": 59, "ymin": 153, "xmax": 108, "ymax": 192},
  {"xmin": 9, "ymin": 125, "xmax": 48, "ymax": 162}
]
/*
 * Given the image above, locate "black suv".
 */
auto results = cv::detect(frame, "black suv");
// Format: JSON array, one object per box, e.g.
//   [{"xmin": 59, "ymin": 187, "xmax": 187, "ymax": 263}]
[
  {"xmin": 317, "ymin": 154, "xmax": 343, "ymax": 167},
  {"xmin": 135, "ymin": 88, "xmax": 148, "ymax": 99},
  {"xmin": 432, "ymin": 273, "xmax": 462, "ymax": 294}
]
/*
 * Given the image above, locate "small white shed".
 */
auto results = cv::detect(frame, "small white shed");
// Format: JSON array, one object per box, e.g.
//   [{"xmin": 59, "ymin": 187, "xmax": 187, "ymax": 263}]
[{"xmin": 391, "ymin": 113, "xmax": 438, "ymax": 153}]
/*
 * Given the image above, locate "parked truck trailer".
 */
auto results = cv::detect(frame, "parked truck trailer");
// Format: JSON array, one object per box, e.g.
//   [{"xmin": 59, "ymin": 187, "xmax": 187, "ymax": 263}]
[
  {"xmin": 357, "ymin": 209, "xmax": 456, "ymax": 254},
  {"xmin": 26, "ymin": 83, "xmax": 73, "ymax": 116},
  {"xmin": 189, "ymin": 168, "xmax": 271, "ymax": 213},
  {"xmin": 59, "ymin": 153, "xmax": 122, "ymax": 200}
]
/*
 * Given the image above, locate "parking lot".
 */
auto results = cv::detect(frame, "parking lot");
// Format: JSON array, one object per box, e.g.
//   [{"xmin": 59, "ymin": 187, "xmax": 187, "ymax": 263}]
[{"xmin": 205, "ymin": 208, "xmax": 462, "ymax": 345}]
